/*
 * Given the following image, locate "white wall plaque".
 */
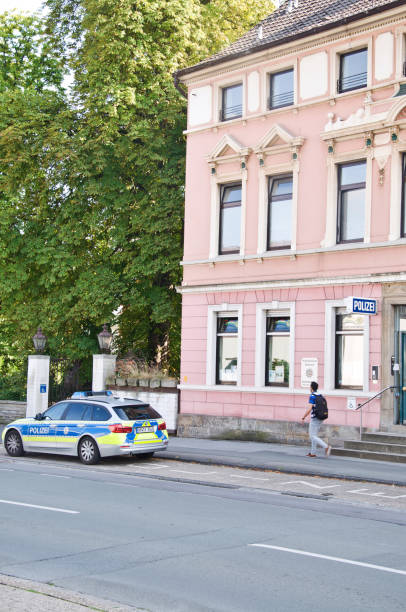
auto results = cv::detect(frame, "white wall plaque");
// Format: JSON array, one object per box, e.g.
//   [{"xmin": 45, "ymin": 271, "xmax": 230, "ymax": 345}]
[
  {"xmin": 347, "ymin": 397, "xmax": 357, "ymax": 411},
  {"xmin": 301, "ymin": 358, "xmax": 318, "ymax": 388}
]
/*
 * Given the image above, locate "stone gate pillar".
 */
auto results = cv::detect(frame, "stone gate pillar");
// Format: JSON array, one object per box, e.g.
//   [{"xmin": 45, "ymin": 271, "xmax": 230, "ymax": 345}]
[{"xmin": 26, "ymin": 355, "xmax": 50, "ymax": 417}]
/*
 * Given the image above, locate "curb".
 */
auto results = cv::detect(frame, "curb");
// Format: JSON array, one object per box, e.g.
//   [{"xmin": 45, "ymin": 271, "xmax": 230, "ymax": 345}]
[
  {"xmin": 0, "ymin": 574, "xmax": 140, "ymax": 611},
  {"xmin": 156, "ymin": 452, "xmax": 406, "ymax": 487}
]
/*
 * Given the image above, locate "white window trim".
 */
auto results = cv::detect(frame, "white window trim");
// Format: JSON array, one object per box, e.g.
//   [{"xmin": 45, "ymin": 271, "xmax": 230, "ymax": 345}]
[
  {"xmin": 255, "ymin": 301, "xmax": 295, "ymax": 389},
  {"xmin": 394, "ymin": 26, "xmax": 406, "ymax": 81},
  {"xmin": 331, "ymin": 38, "xmax": 372, "ymax": 97},
  {"xmin": 206, "ymin": 304, "xmax": 243, "ymax": 387},
  {"xmin": 215, "ymin": 74, "xmax": 246, "ymax": 124},
  {"xmin": 324, "ymin": 300, "xmax": 370, "ymax": 393},
  {"xmin": 262, "ymin": 59, "xmax": 298, "ymax": 112},
  {"xmin": 323, "ymin": 151, "xmax": 372, "ymax": 248},
  {"xmin": 209, "ymin": 169, "xmax": 247, "ymax": 259},
  {"xmin": 257, "ymin": 161, "xmax": 299, "ymax": 254},
  {"xmin": 389, "ymin": 144, "xmax": 406, "ymax": 241}
]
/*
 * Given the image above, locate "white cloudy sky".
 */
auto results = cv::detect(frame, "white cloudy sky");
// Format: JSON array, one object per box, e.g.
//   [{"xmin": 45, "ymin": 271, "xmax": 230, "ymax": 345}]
[{"xmin": 2, "ymin": 0, "xmax": 44, "ymax": 13}]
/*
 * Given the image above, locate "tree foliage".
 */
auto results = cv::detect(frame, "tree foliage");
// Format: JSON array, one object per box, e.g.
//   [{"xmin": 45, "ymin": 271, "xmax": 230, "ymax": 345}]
[{"xmin": 0, "ymin": 1, "xmax": 274, "ymax": 378}]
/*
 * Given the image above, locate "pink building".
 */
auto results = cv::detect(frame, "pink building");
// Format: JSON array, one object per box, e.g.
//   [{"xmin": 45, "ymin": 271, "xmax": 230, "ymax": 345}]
[{"xmin": 175, "ymin": 0, "xmax": 406, "ymax": 444}]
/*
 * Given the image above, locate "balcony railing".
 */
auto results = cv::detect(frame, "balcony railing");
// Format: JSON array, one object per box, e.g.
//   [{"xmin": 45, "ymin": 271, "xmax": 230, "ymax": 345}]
[
  {"xmin": 220, "ymin": 104, "xmax": 243, "ymax": 122},
  {"xmin": 337, "ymin": 71, "xmax": 367, "ymax": 93},
  {"xmin": 268, "ymin": 90, "xmax": 294, "ymax": 109}
]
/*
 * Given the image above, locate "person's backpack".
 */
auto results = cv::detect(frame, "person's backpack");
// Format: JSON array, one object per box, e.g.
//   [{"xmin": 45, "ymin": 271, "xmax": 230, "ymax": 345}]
[{"xmin": 313, "ymin": 394, "xmax": 328, "ymax": 420}]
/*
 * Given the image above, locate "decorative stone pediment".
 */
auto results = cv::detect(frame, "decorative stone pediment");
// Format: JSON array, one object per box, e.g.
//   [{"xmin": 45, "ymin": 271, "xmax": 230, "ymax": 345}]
[
  {"xmin": 254, "ymin": 124, "xmax": 304, "ymax": 159},
  {"xmin": 206, "ymin": 135, "xmax": 250, "ymax": 164}
]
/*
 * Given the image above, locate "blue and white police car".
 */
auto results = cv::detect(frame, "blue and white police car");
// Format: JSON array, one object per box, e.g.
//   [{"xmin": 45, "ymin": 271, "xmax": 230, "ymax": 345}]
[{"xmin": 1, "ymin": 393, "xmax": 169, "ymax": 464}]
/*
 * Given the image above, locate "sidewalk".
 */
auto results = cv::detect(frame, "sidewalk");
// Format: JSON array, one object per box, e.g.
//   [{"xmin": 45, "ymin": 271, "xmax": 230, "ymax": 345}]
[
  {"xmin": 0, "ymin": 574, "xmax": 137, "ymax": 611},
  {"xmin": 156, "ymin": 436, "xmax": 406, "ymax": 486},
  {"xmin": 1, "ymin": 424, "xmax": 406, "ymax": 485}
]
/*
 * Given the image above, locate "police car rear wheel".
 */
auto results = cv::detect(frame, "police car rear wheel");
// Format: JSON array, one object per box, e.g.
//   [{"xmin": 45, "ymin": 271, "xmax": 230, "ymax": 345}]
[
  {"xmin": 5, "ymin": 430, "xmax": 24, "ymax": 457},
  {"xmin": 78, "ymin": 437, "xmax": 100, "ymax": 465}
]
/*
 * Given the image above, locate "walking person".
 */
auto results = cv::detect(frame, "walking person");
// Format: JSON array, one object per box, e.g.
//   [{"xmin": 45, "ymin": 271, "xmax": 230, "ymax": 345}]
[{"xmin": 302, "ymin": 381, "xmax": 331, "ymax": 458}]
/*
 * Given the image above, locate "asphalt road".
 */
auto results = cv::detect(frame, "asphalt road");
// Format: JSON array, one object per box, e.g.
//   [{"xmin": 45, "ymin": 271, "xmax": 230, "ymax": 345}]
[{"xmin": 1, "ymin": 456, "xmax": 406, "ymax": 611}]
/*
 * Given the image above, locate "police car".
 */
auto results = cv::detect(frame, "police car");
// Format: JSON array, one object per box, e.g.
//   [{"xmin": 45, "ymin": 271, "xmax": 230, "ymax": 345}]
[{"xmin": 1, "ymin": 393, "xmax": 169, "ymax": 464}]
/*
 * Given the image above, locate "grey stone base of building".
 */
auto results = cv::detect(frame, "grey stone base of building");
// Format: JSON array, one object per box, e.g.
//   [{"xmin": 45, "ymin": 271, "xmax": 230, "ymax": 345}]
[{"xmin": 177, "ymin": 414, "xmax": 371, "ymax": 447}]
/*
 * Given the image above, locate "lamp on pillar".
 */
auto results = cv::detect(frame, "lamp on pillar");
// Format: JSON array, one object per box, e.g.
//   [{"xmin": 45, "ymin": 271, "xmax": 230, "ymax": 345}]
[
  {"xmin": 97, "ymin": 324, "xmax": 113, "ymax": 354},
  {"xmin": 32, "ymin": 327, "xmax": 47, "ymax": 353}
]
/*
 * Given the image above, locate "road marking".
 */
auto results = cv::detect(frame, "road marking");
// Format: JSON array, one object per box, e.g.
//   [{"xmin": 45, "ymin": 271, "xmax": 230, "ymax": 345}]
[
  {"xmin": 171, "ymin": 470, "xmax": 218, "ymax": 475},
  {"xmin": 249, "ymin": 544, "xmax": 406, "ymax": 576},
  {"xmin": 0, "ymin": 499, "xmax": 79, "ymax": 514},
  {"xmin": 40, "ymin": 473, "xmax": 71, "ymax": 479},
  {"xmin": 136, "ymin": 465, "xmax": 169, "ymax": 470},
  {"xmin": 230, "ymin": 475, "xmax": 268, "ymax": 481},
  {"xmin": 0, "ymin": 468, "xmax": 14, "ymax": 472},
  {"xmin": 280, "ymin": 481, "xmax": 340, "ymax": 490},
  {"xmin": 347, "ymin": 489, "xmax": 406, "ymax": 499}
]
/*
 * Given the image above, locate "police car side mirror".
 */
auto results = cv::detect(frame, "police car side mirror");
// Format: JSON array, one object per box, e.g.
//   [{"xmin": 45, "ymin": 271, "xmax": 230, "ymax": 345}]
[{"xmin": 34, "ymin": 413, "xmax": 45, "ymax": 420}]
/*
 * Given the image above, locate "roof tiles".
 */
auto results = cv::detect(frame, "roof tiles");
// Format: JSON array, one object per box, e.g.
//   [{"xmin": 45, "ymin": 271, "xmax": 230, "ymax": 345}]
[{"xmin": 177, "ymin": 0, "xmax": 404, "ymax": 77}]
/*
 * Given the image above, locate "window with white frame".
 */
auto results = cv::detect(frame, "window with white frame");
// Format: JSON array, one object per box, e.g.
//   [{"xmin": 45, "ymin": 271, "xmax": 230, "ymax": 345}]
[
  {"xmin": 337, "ymin": 161, "xmax": 366, "ymax": 244},
  {"xmin": 335, "ymin": 309, "xmax": 364, "ymax": 390},
  {"xmin": 219, "ymin": 183, "xmax": 242, "ymax": 255},
  {"xmin": 268, "ymin": 174, "xmax": 293, "ymax": 250},
  {"xmin": 216, "ymin": 315, "xmax": 238, "ymax": 385},
  {"xmin": 265, "ymin": 314, "xmax": 290, "ymax": 386},
  {"xmin": 338, "ymin": 48, "xmax": 368, "ymax": 93},
  {"xmin": 269, "ymin": 69, "xmax": 294, "ymax": 109},
  {"xmin": 220, "ymin": 83, "xmax": 243, "ymax": 122},
  {"xmin": 255, "ymin": 302, "xmax": 295, "ymax": 389}
]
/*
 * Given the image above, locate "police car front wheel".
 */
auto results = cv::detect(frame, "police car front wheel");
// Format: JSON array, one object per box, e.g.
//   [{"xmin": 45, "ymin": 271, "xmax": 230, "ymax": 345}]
[
  {"xmin": 5, "ymin": 430, "xmax": 24, "ymax": 457},
  {"xmin": 78, "ymin": 437, "xmax": 100, "ymax": 465}
]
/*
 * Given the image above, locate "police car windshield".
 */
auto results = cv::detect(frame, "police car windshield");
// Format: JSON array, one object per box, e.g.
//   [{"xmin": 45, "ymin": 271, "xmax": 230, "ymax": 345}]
[{"xmin": 112, "ymin": 405, "xmax": 161, "ymax": 420}]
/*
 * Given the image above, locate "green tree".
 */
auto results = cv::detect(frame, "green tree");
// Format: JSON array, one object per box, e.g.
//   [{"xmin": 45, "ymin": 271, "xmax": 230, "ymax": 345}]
[{"xmin": 0, "ymin": 1, "xmax": 274, "ymax": 379}]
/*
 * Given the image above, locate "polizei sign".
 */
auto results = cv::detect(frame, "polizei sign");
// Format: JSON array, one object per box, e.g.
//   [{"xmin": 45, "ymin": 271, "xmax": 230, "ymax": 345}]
[{"xmin": 346, "ymin": 297, "xmax": 377, "ymax": 315}]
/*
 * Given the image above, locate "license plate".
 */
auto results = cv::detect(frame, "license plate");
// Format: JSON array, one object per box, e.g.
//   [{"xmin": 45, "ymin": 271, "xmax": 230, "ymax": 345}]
[{"xmin": 137, "ymin": 426, "xmax": 154, "ymax": 433}]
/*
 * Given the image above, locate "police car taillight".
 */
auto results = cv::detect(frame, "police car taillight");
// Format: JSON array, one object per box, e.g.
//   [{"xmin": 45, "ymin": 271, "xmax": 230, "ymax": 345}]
[
  {"xmin": 109, "ymin": 424, "xmax": 132, "ymax": 434},
  {"xmin": 158, "ymin": 422, "xmax": 166, "ymax": 431}
]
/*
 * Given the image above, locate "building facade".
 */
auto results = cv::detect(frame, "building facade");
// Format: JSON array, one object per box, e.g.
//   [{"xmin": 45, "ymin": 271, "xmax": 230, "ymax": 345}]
[{"xmin": 175, "ymin": 0, "xmax": 406, "ymax": 442}]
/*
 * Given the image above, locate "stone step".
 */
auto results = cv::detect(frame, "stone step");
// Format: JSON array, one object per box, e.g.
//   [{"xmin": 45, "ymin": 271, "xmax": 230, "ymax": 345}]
[
  {"xmin": 331, "ymin": 448, "xmax": 406, "ymax": 463},
  {"xmin": 345, "ymin": 440, "xmax": 406, "ymax": 454},
  {"xmin": 361, "ymin": 432, "xmax": 406, "ymax": 445}
]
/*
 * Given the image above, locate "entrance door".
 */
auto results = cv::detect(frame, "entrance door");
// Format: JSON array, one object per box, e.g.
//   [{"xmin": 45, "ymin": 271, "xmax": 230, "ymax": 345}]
[{"xmin": 401, "ymin": 333, "xmax": 406, "ymax": 424}]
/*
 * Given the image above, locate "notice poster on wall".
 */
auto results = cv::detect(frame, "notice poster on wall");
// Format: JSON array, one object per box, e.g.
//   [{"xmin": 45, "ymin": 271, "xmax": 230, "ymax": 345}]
[{"xmin": 301, "ymin": 358, "xmax": 318, "ymax": 388}]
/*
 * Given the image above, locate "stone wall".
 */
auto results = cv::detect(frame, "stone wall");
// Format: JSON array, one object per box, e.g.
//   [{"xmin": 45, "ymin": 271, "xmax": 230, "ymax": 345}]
[
  {"xmin": 0, "ymin": 400, "xmax": 26, "ymax": 424},
  {"xmin": 177, "ymin": 414, "xmax": 366, "ymax": 447}
]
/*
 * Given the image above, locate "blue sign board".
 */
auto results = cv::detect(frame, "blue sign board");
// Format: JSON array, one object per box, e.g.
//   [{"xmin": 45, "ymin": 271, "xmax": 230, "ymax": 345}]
[
  {"xmin": 40, "ymin": 384, "xmax": 47, "ymax": 394},
  {"xmin": 351, "ymin": 297, "xmax": 377, "ymax": 315}
]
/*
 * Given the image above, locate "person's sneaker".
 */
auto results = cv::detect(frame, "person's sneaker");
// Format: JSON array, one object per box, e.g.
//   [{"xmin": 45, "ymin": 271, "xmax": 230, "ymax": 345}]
[
  {"xmin": 306, "ymin": 453, "xmax": 316, "ymax": 457},
  {"xmin": 325, "ymin": 445, "xmax": 332, "ymax": 457}
]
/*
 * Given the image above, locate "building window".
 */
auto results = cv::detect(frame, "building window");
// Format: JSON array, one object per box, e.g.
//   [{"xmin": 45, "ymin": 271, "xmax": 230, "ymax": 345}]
[
  {"xmin": 338, "ymin": 48, "xmax": 367, "ymax": 93},
  {"xmin": 402, "ymin": 153, "xmax": 406, "ymax": 237},
  {"xmin": 219, "ymin": 183, "xmax": 241, "ymax": 254},
  {"xmin": 269, "ymin": 69, "xmax": 294, "ymax": 109},
  {"xmin": 216, "ymin": 316, "xmax": 238, "ymax": 385},
  {"xmin": 265, "ymin": 316, "xmax": 290, "ymax": 386},
  {"xmin": 335, "ymin": 309, "xmax": 364, "ymax": 389},
  {"xmin": 220, "ymin": 84, "xmax": 243, "ymax": 121},
  {"xmin": 267, "ymin": 175, "xmax": 292, "ymax": 250},
  {"xmin": 337, "ymin": 161, "xmax": 366, "ymax": 244}
]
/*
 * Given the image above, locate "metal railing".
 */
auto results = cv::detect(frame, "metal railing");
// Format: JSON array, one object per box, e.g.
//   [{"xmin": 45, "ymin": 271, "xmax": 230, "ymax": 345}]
[
  {"xmin": 219, "ymin": 104, "xmax": 243, "ymax": 122},
  {"xmin": 337, "ymin": 71, "xmax": 367, "ymax": 93},
  {"xmin": 355, "ymin": 385, "xmax": 400, "ymax": 440}
]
